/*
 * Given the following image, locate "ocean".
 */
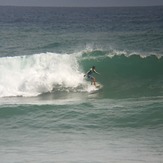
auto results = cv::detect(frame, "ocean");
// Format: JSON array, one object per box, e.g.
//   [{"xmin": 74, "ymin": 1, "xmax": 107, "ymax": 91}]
[{"xmin": 0, "ymin": 6, "xmax": 163, "ymax": 163}]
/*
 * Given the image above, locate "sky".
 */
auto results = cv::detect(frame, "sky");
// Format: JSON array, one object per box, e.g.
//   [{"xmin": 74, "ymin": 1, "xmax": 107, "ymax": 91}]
[{"xmin": 0, "ymin": 0, "xmax": 163, "ymax": 7}]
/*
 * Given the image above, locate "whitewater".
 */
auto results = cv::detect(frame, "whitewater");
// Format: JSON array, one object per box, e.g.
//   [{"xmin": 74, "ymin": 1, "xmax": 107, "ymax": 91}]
[
  {"xmin": 0, "ymin": 6, "xmax": 163, "ymax": 163},
  {"xmin": 0, "ymin": 52, "xmax": 85, "ymax": 97}
]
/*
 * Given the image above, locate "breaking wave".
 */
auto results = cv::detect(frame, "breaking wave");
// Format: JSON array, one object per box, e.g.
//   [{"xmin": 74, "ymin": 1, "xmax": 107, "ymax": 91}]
[{"xmin": 0, "ymin": 49, "xmax": 163, "ymax": 98}]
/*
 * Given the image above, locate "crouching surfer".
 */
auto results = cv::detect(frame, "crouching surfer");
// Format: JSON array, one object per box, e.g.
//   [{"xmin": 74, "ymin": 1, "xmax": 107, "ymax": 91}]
[{"xmin": 84, "ymin": 66, "xmax": 100, "ymax": 86}]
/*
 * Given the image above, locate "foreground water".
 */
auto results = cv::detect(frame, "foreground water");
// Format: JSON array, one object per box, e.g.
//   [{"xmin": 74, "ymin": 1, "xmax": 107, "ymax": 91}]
[
  {"xmin": 0, "ymin": 97, "xmax": 163, "ymax": 163},
  {"xmin": 0, "ymin": 6, "xmax": 163, "ymax": 163}
]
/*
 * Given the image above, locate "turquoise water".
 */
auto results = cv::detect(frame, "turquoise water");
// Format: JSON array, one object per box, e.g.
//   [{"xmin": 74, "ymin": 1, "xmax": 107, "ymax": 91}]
[{"xmin": 0, "ymin": 6, "xmax": 163, "ymax": 163}]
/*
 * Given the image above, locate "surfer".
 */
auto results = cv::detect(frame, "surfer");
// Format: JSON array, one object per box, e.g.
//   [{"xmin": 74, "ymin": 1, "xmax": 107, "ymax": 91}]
[{"xmin": 84, "ymin": 66, "xmax": 100, "ymax": 86}]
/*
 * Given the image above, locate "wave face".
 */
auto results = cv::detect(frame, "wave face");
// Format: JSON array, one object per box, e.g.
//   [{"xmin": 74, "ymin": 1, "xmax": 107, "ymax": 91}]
[
  {"xmin": 81, "ymin": 50, "xmax": 163, "ymax": 98},
  {"xmin": 0, "ymin": 50, "xmax": 163, "ymax": 98}
]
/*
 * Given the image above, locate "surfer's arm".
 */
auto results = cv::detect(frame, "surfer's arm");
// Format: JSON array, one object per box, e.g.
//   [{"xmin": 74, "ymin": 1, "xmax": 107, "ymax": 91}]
[
  {"xmin": 84, "ymin": 69, "xmax": 91, "ymax": 77},
  {"xmin": 84, "ymin": 71, "xmax": 88, "ymax": 77},
  {"xmin": 94, "ymin": 70, "xmax": 100, "ymax": 75}
]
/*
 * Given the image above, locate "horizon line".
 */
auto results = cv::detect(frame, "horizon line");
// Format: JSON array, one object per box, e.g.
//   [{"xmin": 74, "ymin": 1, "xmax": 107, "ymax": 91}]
[{"xmin": 0, "ymin": 4, "xmax": 163, "ymax": 8}]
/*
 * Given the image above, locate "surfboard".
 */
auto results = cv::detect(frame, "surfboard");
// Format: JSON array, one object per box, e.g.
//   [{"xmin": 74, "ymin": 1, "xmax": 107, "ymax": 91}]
[
  {"xmin": 88, "ymin": 83, "xmax": 103, "ymax": 94},
  {"xmin": 96, "ymin": 84, "xmax": 102, "ymax": 89}
]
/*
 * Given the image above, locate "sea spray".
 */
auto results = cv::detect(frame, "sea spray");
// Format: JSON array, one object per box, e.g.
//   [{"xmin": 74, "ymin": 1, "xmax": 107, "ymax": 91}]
[{"xmin": 0, "ymin": 53, "xmax": 86, "ymax": 97}]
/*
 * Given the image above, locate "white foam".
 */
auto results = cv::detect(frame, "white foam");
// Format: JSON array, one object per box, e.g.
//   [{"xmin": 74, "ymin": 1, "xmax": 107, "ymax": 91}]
[
  {"xmin": 0, "ymin": 52, "xmax": 88, "ymax": 97},
  {"xmin": 107, "ymin": 49, "xmax": 163, "ymax": 59}
]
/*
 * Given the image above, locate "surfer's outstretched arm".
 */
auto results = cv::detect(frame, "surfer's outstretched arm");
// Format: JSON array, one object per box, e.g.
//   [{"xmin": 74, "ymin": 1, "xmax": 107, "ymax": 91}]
[
  {"xmin": 84, "ymin": 73, "xmax": 88, "ymax": 77},
  {"xmin": 84, "ymin": 69, "xmax": 91, "ymax": 77},
  {"xmin": 94, "ymin": 70, "xmax": 100, "ymax": 75}
]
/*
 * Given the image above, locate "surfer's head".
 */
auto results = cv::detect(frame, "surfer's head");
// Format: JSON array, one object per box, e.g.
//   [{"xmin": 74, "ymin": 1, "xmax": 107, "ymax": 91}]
[{"xmin": 92, "ymin": 66, "xmax": 95, "ymax": 69}]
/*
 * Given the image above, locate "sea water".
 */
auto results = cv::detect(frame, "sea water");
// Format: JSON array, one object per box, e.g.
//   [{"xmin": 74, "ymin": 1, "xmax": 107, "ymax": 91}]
[{"xmin": 0, "ymin": 6, "xmax": 163, "ymax": 163}]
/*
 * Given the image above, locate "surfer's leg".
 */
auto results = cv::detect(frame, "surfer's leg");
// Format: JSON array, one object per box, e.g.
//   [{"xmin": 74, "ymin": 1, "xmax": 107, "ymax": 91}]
[
  {"xmin": 89, "ymin": 75, "xmax": 96, "ymax": 86},
  {"xmin": 92, "ymin": 77, "xmax": 96, "ymax": 86}
]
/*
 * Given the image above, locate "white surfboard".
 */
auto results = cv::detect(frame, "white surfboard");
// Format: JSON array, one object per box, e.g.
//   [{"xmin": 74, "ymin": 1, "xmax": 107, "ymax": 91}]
[{"xmin": 88, "ymin": 83, "xmax": 103, "ymax": 94}]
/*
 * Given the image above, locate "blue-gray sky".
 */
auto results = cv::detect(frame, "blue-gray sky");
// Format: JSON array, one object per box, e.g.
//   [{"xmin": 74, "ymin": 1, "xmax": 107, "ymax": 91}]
[{"xmin": 0, "ymin": 0, "xmax": 163, "ymax": 7}]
